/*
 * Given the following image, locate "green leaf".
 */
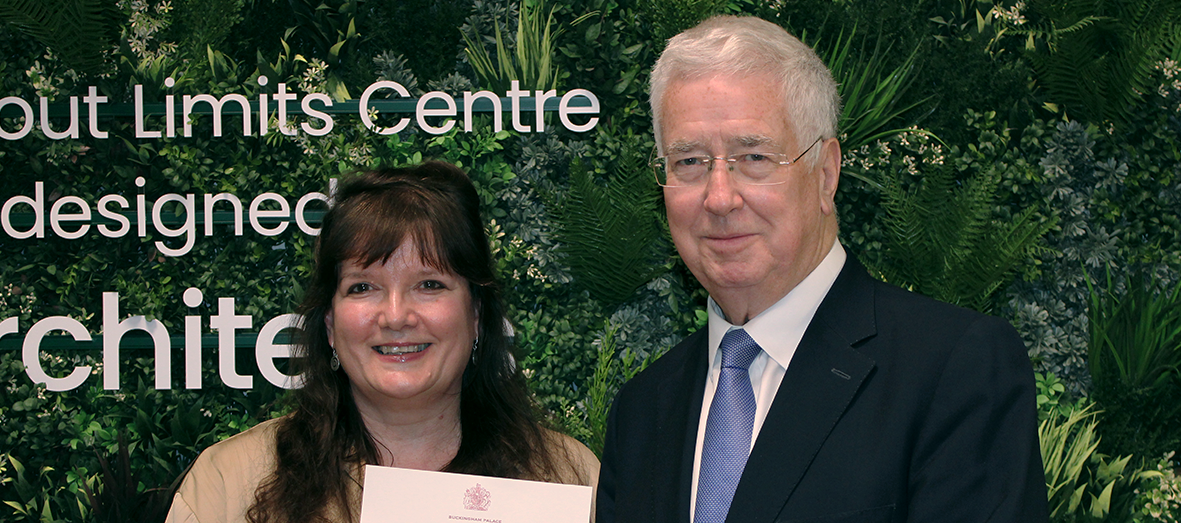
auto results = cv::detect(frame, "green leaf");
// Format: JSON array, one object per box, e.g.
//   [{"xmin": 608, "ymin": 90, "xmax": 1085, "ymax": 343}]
[
  {"xmin": 4, "ymin": 500, "xmax": 28, "ymax": 515},
  {"xmin": 1089, "ymin": 480, "xmax": 1116, "ymax": 518},
  {"xmin": 0, "ymin": 0, "xmax": 120, "ymax": 75},
  {"xmin": 820, "ymin": 26, "xmax": 931, "ymax": 151},
  {"xmin": 546, "ymin": 130, "xmax": 666, "ymax": 307},
  {"xmin": 585, "ymin": 22, "xmax": 601, "ymax": 41},
  {"xmin": 328, "ymin": 40, "xmax": 346, "ymax": 58}
]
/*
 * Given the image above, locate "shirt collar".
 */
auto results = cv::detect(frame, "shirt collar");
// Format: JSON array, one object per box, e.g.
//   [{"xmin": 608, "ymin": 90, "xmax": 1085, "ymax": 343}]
[{"xmin": 707, "ymin": 240, "xmax": 847, "ymax": 369}]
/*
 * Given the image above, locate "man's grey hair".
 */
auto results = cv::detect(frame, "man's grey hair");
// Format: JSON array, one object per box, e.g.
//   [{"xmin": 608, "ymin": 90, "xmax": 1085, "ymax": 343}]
[{"xmin": 650, "ymin": 15, "xmax": 841, "ymax": 163}]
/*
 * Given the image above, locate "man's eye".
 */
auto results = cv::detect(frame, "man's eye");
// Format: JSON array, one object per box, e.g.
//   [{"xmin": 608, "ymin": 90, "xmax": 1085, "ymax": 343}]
[
  {"xmin": 741, "ymin": 153, "xmax": 770, "ymax": 162},
  {"xmin": 674, "ymin": 156, "xmax": 706, "ymax": 168},
  {"xmin": 346, "ymin": 282, "xmax": 371, "ymax": 294}
]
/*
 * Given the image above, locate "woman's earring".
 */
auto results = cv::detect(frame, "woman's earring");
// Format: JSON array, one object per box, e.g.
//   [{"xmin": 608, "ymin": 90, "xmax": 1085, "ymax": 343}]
[
  {"xmin": 470, "ymin": 337, "xmax": 479, "ymax": 363},
  {"xmin": 330, "ymin": 349, "xmax": 341, "ymax": 371}
]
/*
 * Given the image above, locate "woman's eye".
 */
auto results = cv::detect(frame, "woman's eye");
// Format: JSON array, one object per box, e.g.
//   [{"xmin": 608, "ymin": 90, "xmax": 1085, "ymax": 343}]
[
  {"xmin": 421, "ymin": 280, "xmax": 447, "ymax": 291},
  {"xmin": 346, "ymin": 282, "xmax": 371, "ymax": 294}
]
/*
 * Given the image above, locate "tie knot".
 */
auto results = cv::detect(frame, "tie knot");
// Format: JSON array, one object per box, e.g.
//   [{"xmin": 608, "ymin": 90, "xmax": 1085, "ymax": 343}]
[{"xmin": 719, "ymin": 329, "xmax": 761, "ymax": 370}]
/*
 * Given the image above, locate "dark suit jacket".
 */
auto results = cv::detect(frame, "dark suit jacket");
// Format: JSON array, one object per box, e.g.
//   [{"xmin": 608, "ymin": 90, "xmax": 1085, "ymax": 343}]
[{"xmin": 597, "ymin": 258, "xmax": 1048, "ymax": 523}]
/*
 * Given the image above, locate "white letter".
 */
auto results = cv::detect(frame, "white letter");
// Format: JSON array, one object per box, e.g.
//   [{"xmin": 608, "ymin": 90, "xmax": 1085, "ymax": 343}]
[
  {"xmin": 534, "ymin": 89, "xmax": 557, "ymax": 131},
  {"xmin": 0, "ymin": 317, "xmax": 14, "ymax": 337},
  {"xmin": 274, "ymin": 83, "xmax": 297, "ymax": 136},
  {"xmin": 559, "ymin": 89, "xmax": 600, "ymax": 132},
  {"xmin": 183, "ymin": 93, "xmax": 251, "ymax": 137},
  {"xmin": 97, "ymin": 194, "xmax": 130, "ymax": 237},
  {"xmin": 257, "ymin": 76, "xmax": 270, "ymax": 135},
  {"xmin": 258, "ymin": 92, "xmax": 269, "ymax": 136},
  {"xmin": 50, "ymin": 195, "xmax": 91, "ymax": 239},
  {"xmin": 257, "ymin": 314, "xmax": 305, "ymax": 389},
  {"xmin": 295, "ymin": 192, "xmax": 328, "ymax": 235},
  {"xmin": 40, "ymin": 96, "xmax": 79, "ymax": 139},
  {"xmin": 464, "ymin": 90, "xmax": 502, "ymax": 132},
  {"xmin": 249, "ymin": 192, "xmax": 290, "ymax": 236},
  {"xmin": 134, "ymin": 85, "xmax": 162, "ymax": 138},
  {"xmin": 508, "ymin": 80, "xmax": 530, "ymax": 132},
  {"xmin": 416, "ymin": 91, "xmax": 457, "ymax": 134},
  {"xmin": 204, "ymin": 193, "xmax": 243, "ymax": 236},
  {"xmin": 301, "ymin": 93, "xmax": 334, "ymax": 136},
  {"xmin": 84, "ymin": 86, "xmax": 108, "ymax": 139},
  {"xmin": 358, "ymin": 81, "xmax": 410, "ymax": 135},
  {"xmin": 0, "ymin": 96, "xmax": 34, "ymax": 140},
  {"xmin": 23, "ymin": 316, "xmax": 93, "ymax": 391},
  {"xmin": 102, "ymin": 292, "xmax": 172, "ymax": 390},
  {"xmin": 152, "ymin": 193, "xmax": 196, "ymax": 256},
  {"xmin": 210, "ymin": 297, "xmax": 253, "ymax": 389},
  {"xmin": 136, "ymin": 177, "xmax": 147, "ymax": 237},
  {"xmin": 165, "ymin": 77, "xmax": 176, "ymax": 138},
  {"xmin": 2, "ymin": 181, "xmax": 44, "ymax": 239},
  {"xmin": 183, "ymin": 287, "xmax": 203, "ymax": 389}
]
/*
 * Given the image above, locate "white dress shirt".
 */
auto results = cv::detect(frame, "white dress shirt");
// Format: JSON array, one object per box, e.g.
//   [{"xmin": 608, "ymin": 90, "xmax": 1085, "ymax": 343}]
[{"xmin": 688, "ymin": 240, "xmax": 847, "ymax": 520}]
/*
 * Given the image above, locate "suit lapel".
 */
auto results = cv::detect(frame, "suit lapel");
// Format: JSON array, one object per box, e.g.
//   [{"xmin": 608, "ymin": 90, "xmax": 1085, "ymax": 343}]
[
  {"xmin": 726, "ymin": 258, "xmax": 879, "ymax": 523},
  {"xmin": 645, "ymin": 331, "xmax": 710, "ymax": 523}
]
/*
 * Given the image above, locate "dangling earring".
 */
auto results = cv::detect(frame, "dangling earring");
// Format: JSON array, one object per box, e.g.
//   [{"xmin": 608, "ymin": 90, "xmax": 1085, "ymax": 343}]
[
  {"xmin": 330, "ymin": 349, "xmax": 341, "ymax": 371},
  {"xmin": 470, "ymin": 337, "xmax": 479, "ymax": 363}
]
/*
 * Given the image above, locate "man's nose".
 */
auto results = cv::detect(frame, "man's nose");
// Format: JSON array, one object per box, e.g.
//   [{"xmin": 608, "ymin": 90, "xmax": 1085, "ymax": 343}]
[{"xmin": 702, "ymin": 157, "xmax": 743, "ymax": 215}]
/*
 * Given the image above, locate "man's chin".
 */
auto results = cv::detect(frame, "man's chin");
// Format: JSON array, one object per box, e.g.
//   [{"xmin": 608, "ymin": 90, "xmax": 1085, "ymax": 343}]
[{"xmin": 698, "ymin": 265, "xmax": 768, "ymax": 294}]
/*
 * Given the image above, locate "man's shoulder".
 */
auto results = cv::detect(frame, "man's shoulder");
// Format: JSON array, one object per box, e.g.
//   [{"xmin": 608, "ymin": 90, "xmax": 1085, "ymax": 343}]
[
  {"xmin": 868, "ymin": 277, "xmax": 1016, "ymax": 333},
  {"xmin": 815, "ymin": 263, "xmax": 1027, "ymax": 371},
  {"xmin": 824, "ymin": 259, "xmax": 1014, "ymax": 332},
  {"xmin": 842, "ymin": 276, "xmax": 1029, "ymax": 378}
]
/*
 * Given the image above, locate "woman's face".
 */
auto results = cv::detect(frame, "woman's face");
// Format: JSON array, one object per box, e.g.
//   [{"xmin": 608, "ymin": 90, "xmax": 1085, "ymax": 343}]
[{"xmin": 325, "ymin": 240, "xmax": 478, "ymax": 412}]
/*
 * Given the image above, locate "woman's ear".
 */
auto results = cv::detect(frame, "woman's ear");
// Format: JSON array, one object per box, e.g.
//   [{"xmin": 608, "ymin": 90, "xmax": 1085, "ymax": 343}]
[
  {"xmin": 325, "ymin": 309, "xmax": 335, "ymax": 347},
  {"xmin": 470, "ymin": 285, "xmax": 481, "ymax": 336},
  {"xmin": 472, "ymin": 307, "xmax": 481, "ymax": 342}
]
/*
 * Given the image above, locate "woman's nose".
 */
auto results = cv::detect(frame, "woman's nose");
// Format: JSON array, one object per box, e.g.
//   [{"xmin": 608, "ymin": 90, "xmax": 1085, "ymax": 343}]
[{"xmin": 376, "ymin": 292, "xmax": 416, "ymax": 330}]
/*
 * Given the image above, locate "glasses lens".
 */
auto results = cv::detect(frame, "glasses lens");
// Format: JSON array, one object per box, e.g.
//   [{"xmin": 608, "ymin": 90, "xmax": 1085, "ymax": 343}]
[
  {"xmin": 735, "ymin": 154, "xmax": 779, "ymax": 183},
  {"xmin": 654, "ymin": 148, "xmax": 809, "ymax": 186},
  {"xmin": 667, "ymin": 156, "xmax": 709, "ymax": 186}
]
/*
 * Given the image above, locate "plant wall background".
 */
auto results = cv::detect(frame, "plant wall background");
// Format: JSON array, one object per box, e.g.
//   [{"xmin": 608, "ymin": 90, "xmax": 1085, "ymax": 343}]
[{"xmin": 1, "ymin": 0, "xmax": 1179, "ymax": 521}]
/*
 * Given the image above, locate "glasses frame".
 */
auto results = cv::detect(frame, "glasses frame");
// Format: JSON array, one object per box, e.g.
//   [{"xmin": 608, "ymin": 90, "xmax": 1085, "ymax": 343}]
[{"xmin": 650, "ymin": 136, "xmax": 824, "ymax": 188}]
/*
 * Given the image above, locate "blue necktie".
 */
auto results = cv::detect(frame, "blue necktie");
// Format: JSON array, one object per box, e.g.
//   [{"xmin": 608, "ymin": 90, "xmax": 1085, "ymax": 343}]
[{"xmin": 695, "ymin": 329, "xmax": 761, "ymax": 523}]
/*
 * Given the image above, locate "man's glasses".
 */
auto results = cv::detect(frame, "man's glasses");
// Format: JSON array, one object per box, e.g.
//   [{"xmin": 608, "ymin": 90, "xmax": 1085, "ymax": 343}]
[{"xmin": 651, "ymin": 136, "xmax": 823, "ymax": 187}]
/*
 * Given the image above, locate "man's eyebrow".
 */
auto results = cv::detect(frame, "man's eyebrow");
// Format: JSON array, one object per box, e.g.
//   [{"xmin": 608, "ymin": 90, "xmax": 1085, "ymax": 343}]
[
  {"xmin": 734, "ymin": 135, "xmax": 775, "ymax": 148},
  {"xmin": 665, "ymin": 135, "xmax": 776, "ymax": 154},
  {"xmin": 666, "ymin": 140, "xmax": 703, "ymax": 154}
]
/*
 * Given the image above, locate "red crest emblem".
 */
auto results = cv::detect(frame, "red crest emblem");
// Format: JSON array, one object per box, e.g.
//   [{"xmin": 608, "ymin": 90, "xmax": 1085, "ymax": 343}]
[{"xmin": 463, "ymin": 483, "xmax": 491, "ymax": 511}]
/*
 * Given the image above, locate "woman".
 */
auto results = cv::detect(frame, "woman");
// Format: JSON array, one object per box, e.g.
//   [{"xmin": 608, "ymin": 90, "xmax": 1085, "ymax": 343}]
[{"xmin": 166, "ymin": 161, "xmax": 598, "ymax": 523}]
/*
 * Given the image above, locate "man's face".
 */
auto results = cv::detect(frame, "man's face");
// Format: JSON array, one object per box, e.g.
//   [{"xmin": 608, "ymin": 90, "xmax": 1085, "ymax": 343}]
[{"xmin": 660, "ymin": 74, "xmax": 839, "ymax": 322}]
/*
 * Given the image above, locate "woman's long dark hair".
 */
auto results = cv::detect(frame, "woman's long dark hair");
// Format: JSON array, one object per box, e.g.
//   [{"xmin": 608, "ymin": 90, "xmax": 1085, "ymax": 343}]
[{"xmin": 247, "ymin": 162, "xmax": 574, "ymax": 523}]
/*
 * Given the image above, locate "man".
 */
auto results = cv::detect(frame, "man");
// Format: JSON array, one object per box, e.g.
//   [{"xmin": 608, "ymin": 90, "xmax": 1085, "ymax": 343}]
[{"xmin": 596, "ymin": 15, "xmax": 1047, "ymax": 523}]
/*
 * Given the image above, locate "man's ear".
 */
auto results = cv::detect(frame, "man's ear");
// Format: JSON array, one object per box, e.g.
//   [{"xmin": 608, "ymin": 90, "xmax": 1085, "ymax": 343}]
[{"xmin": 818, "ymin": 138, "xmax": 841, "ymax": 216}]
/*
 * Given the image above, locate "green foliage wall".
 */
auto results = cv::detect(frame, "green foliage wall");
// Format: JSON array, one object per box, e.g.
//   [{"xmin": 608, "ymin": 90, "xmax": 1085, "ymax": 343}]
[{"xmin": 2, "ymin": 1, "xmax": 1180, "ymax": 522}]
